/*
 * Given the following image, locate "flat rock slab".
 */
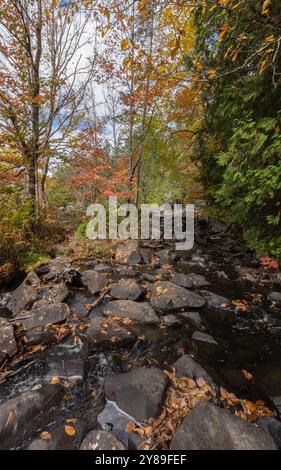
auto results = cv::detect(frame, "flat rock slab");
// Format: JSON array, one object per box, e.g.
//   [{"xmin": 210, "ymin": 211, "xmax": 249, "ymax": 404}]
[
  {"xmin": 173, "ymin": 355, "xmax": 216, "ymax": 389},
  {"xmin": 170, "ymin": 401, "xmax": 276, "ymax": 450},
  {"xmin": 110, "ymin": 280, "xmax": 144, "ymax": 301},
  {"xmin": 170, "ymin": 273, "xmax": 193, "ymax": 289},
  {"xmin": 192, "ymin": 331, "xmax": 218, "ymax": 346},
  {"xmin": 7, "ymin": 271, "xmax": 40, "ymax": 317},
  {"xmin": 179, "ymin": 311, "xmax": 202, "ymax": 327},
  {"xmin": 150, "ymin": 281, "xmax": 206, "ymax": 312},
  {"xmin": 80, "ymin": 430, "xmax": 126, "ymax": 450},
  {"xmin": 104, "ymin": 300, "xmax": 160, "ymax": 325},
  {"xmin": 42, "ymin": 283, "xmax": 69, "ymax": 304},
  {"xmin": 0, "ymin": 384, "xmax": 64, "ymax": 449},
  {"xmin": 81, "ymin": 270, "xmax": 109, "ymax": 295},
  {"xmin": 77, "ymin": 317, "xmax": 135, "ymax": 349},
  {"xmin": 186, "ymin": 273, "xmax": 210, "ymax": 287},
  {"xmin": 28, "ymin": 422, "xmax": 82, "ymax": 450},
  {"xmin": 163, "ymin": 314, "xmax": 182, "ymax": 327},
  {"xmin": 16, "ymin": 301, "xmax": 70, "ymax": 330},
  {"xmin": 268, "ymin": 292, "xmax": 281, "ymax": 305},
  {"xmin": 98, "ymin": 401, "xmax": 137, "ymax": 447},
  {"xmin": 104, "ymin": 367, "xmax": 169, "ymax": 422},
  {"xmin": 115, "ymin": 241, "xmax": 141, "ymax": 265},
  {"xmin": 200, "ymin": 290, "xmax": 230, "ymax": 308},
  {"xmin": 0, "ymin": 318, "xmax": 17, "ymax": 361}
]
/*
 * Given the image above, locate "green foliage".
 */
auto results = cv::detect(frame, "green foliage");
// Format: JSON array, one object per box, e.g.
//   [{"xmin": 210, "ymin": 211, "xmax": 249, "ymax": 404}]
[
  {"xmin": 192, "ymin": 0, "xmax": 281, "ymax": 260},
  {"xmin": 76, "ymin": 222, "xmax": 88, "ymax": 239}
]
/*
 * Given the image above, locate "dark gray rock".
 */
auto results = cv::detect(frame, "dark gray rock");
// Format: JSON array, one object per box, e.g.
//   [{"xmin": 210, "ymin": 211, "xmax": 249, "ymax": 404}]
[
  {"xmin": 268, "ymin": 292, "xmax": 281, "ymax": 305},
  {"xmin": 170, "ymin": 401, "xmax": 276, "ymax": 450},
  {"xmin": 140, "ymin": 248, "xmax": 152, "ymax": 265},
  {"xmin": 141, "ymin": 273, "xmax": 155, "ymax": 283},
  {"xmin": 80, "ymin": 430, "xmax": 126, "ymax": 450},
  {"xmin": 171, "ymin": 273, "xmax": 193, "ymax": 289},
  {"xmin": 27, "ymin": 421, "xmax": 84, "ymax": 450},
  {"xmin": 67, "ymin": 291, "xmax": 96, "ymax": 318},
  {"xmin": 104, "ymin": 367, "xmax": 169, "ymax": 422},
  {"xmin": 98, "ymin": 401, "xmax": 137, "ymax": 447},
  {"xmin": 0, "ymin": 384, "xmax": 64, "ymax": 449},
  {"xmin": 179, "ymin": 311, "xmax": 202, "ymax": 327},
  {"xmin": 81, "ymin": 270, "xmax": 109, "ymax": 295},
  {"xmin": 116, "ymin": 241, "xmax": 141, "ymax": 265},
  {"xmin": 186, "ymin": 273, "xmax": 210, "ymax": 287},
  {"xmin": 192, "ymin": 331, "xmax": 218, "ymax": 346},
  {"xmin": 42, "ymin": 283, "xmax": 69, "ymax": 304},
  {"xmin": 16, "ymin": 301, "xmax": 70, "ymax": 330},
  {"xmin": 77, "ymin": 317, "xmax": 135, "ymax": 349},
  {"xmin": 94, "ymin": 264, "xmax": 112, "ymax": 273},
  {"xmin": 116, "ymin": 267, "xmax": 138, "ymax": 278},
  {"xmin": 41, "ymin": 258, "xmax": 80, "ymax": 285},
  {"xmin": 7, "ymin": 271, "xmax": 40, "ymax": 316},
  {"xmin": 104, "ymin": 300, "xmax": 160, "ymax": 325},
  {"xmin": 150, "ymin": 281, "xmax": 206, "ymax": 313},
  {"xmin": 156, "ymin": 250, "xmax": 174, "ymax": 267},
  {"xmin": 0, "ymin": 293, "xmax": 12, "ymax": 318},
  {"xmin": 257, "ymin": 417, "xmax": 281, "ymax": 448},
  {"xmin": 0, "ymin": 318, "xmax": 17, "ymax": 362},
  {"xmin": 200, "ymin": 290, "xmax": 230, "ymax": 308},
  {"xmin": 110, "ymin": 280, "xmax": 144, "ymax": 301},
  {"xmin": 163, "ymin": 315, "xmax": 182, "ymax": 327},
  {"xmin": 173, "ymin": 355, "xmax": 216, "ymax": 389}
]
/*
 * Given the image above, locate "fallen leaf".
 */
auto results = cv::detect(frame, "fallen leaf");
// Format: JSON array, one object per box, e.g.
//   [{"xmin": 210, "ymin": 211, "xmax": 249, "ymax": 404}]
[
  {"xmin": 5, "ymin": 410, "xmax": 16, "ymax": 428},
  {"xmin": 242, "ymin": 369, "xmax": 253, "ymax": 381},
  {"xmin": 126, "ymin": 422, "xmax": 136, "ymax": 433},
  {"xmin": 64, "ymin": 425, "xmax": 76, "ymax": 437},
  {"xmin": 50, "ymin": 376, "xmax": 61, "ymax": 385}
]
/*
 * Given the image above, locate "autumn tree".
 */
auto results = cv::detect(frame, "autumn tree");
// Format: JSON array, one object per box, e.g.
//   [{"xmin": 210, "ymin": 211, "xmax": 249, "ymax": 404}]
[{"xmin": 0, "ymin": 0, "xmax": 96, "ymax": 226}]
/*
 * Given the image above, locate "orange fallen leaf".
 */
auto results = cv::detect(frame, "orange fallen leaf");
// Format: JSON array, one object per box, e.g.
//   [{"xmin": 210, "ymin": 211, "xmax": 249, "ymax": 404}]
[
  {"xmin": 5, "ymin": 410, "xmax": 16, "ymax": 428},
  {"xmin": 242, "ymin": 369, "xmax": 253, "ymax": 381},
  {"xmin": 50, "ymin": 376, "xmax": 61, "ymax": 385},
  {"xmin": 126, "ymin": 422, "xmax": 136, "ymax": 433},
  {"xmin": 64, "ymin": 425, "xmax": 76, "ymax": 437}
]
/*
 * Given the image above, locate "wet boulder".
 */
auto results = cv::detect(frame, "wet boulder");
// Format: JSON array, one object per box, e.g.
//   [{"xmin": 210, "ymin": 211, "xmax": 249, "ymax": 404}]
[
  {"xmin": 179, "ymin": 311, "xmax": 202, "ymax": 327},
  {"xmin": 16, "ymin": 301, "xmax": 70, "ymax": 330},
  {"xmin": 163, "ymin": 315, "xmax": 182, "ymax": 327},
  {"xmin": 45, "ymin": 345, "xmax": 86, "ymax": 385},
  {"xmin": 7, "ymin": 271, "xmax": 40, "ymax": 317},
  {"xmin": 268, "ymin": 292, "xmax": 281, "ymax": 305},
  {"xmin": 67, "ymin": 291, "xmax": 96, "ymax": 319},
  {"xmin": 0, "ymin": 318, "xmax": 17, "ymax": 362},
  {"xmin": 41, "ymin": 283, "xmax": 69, "ymax": 304},
  {"xmin": 150, "ymin": 281, "xmax": 206, "ymax": 313},
  {"xmin": 39, "ymin": 258, "xmax": 80, "ymax": 285},
  {"xmin": 170, "ymin": 273, "xmax": 193, "ymax": 289},
  {"xmin": 104, "ymin": 367, "xmax": 169, "ymax": 422},
  {"xmin": 0, "ymin": 384, "xmax": 64, "ymax": 449},
  {"xmin": 257, "ymin": 417, "xmax": 281, "ymax": 448},
  {"xmin": 173, "ymin": 355, "xmax": 216, "ymax": 389},
  {"xmin": 110, "ymin": 280, "xmax": 144, "ymax": 301},
  {"xmin": 186, "ymin": 273, "xmax": 210, "ymax": 288},
  {"xmin": 104, "ymin": 300, "xmax": 160, "ymax": 325},
  {"xmin": 115, "ymin": 241, "xmax": 141, "ymax": 266},
  {"xmin": 77, "ymin": 317, "xmax": 135, "ymax": 349},
  {"xmin": 192, "ymin": 331, "xmax": 218, "ymax": 346},
  {"xmin": 200, "ymin": 290, "xmax": 230, "ymax": 309},
  {"xmin": 170, "ymin": 401, "xmax": 276, "ymax": 450},
  {"xmin": 80, "ymin": 430, "xmax": 126, "ymax": 450},
  {"xmin": 81, "ymin": 270, "xmax": 109, "ymax": 295},
  {"xmin": 98, "ymin": 401, "xmax": 137, "ymax": 447}
]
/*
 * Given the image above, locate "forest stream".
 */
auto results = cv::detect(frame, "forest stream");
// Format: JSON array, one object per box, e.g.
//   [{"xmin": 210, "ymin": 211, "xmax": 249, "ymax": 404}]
[{"xmin": 0, "ymin": 216, "xmax": 281, "ymax": 450}]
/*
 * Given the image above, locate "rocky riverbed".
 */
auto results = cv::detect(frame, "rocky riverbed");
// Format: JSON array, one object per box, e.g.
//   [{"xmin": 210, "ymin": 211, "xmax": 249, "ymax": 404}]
[{"xmin": 0, "ymin": 218, "xmax": 281, "ymax": 450}]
